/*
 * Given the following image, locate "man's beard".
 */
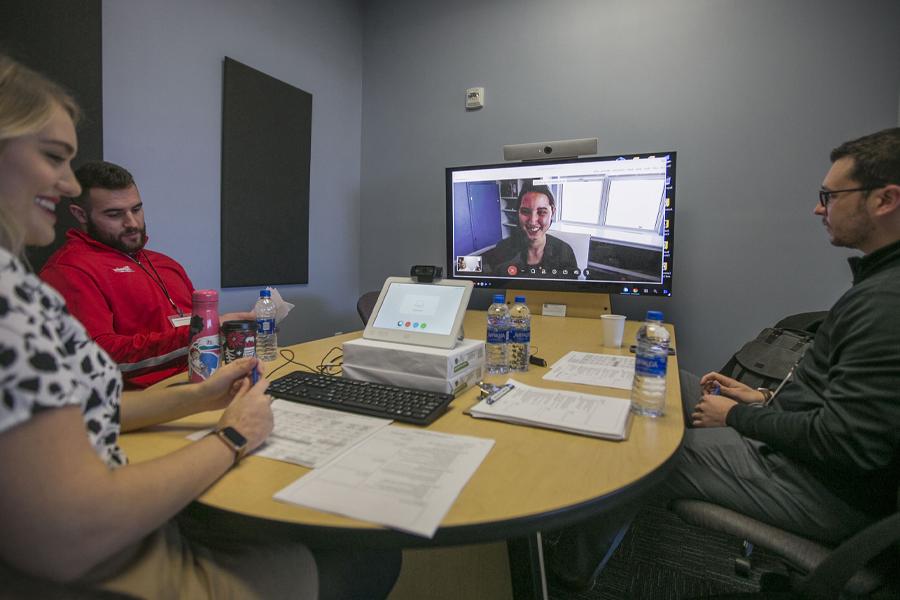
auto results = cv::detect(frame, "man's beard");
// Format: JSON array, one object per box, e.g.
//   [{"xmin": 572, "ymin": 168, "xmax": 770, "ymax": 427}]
[{"xmin": 86, "ymin": 219, "xmax": 148, "ymax": 254}]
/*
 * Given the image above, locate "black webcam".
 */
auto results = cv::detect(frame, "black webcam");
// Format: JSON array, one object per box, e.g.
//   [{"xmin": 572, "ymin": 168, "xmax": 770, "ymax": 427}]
[{"xmin": 410, "ymin": 265, "xmax": 443, "ymax": 283}]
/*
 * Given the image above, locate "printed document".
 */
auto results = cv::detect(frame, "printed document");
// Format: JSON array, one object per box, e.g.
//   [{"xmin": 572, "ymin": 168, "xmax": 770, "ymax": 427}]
[
  {"xmin": 469, "ymin": 379, "xmax": 631, "ymax": 440},
  {"xmin": 187, "ymin": 400, "xmax": 391, "ymax": 469},
  {"xmin": 273, "ymin": 427, "xmax": 494, "ymax": 538},
  {"xmin": 543, "ymin": 351, "xmax": 635, "ymax": 389}
]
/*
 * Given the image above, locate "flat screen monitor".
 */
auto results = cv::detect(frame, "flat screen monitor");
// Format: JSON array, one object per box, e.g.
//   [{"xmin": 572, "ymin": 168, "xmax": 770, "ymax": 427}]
[{"xmin": 445, "ymin": 151, "xmax": 675, "ymax": 297}]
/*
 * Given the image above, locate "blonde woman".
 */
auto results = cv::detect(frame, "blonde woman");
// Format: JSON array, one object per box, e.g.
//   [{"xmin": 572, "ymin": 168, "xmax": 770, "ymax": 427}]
[{"xmin": 0, "ymin": 54, "xmax": 321, "ymax": 599}]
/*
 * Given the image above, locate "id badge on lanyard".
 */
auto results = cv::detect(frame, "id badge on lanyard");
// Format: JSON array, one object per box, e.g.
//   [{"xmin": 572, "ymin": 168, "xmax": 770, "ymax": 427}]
[{"xmin": 169, "ymin": 315, "xmax": 192, "ymax": 328}]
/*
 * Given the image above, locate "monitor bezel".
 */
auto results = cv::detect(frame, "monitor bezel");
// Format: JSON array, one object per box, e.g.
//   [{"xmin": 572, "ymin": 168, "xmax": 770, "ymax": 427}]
[{"xmin": 444, "ymin": 151, "xmax": 676, "ymax": 297}]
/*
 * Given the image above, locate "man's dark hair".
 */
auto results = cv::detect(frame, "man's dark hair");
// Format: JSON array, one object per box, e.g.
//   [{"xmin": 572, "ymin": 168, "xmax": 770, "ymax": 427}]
[
  {"xmin": 71, "ymin": 160, "xmax": 135, "ymax": 208},
  {"xmin": 830, "ymin": 127, "xmax": 900, "ymax": 189},
  {"xmin": 516, "ymin": 184, "xmax": 556, "ymax": 209}
]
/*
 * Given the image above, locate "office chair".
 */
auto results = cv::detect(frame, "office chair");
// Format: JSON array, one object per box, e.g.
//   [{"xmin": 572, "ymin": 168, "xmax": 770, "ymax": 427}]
[
  {"xmin": 670, "ymin": 498, "xmax": 900, "ymax": 599},
  {"xmin": 356, "ymin": 291, "xmax": 380, "ymax": 326}
]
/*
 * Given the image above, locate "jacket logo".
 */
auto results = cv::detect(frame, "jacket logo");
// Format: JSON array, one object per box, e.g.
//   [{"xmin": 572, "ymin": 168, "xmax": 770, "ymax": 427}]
[{"xmin": 113, "ymin": 266, "xmax": 135, "ymax": 273}]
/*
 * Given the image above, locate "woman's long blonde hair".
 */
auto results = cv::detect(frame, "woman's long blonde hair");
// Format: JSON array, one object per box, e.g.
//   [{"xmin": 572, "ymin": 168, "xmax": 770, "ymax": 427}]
[{"xmin": 0, "ymin": 54, "xmax": 80, "ymax": 256}]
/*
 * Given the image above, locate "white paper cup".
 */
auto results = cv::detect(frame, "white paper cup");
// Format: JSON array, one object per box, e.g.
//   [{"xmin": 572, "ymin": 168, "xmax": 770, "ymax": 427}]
[{"xmin": 601, "ymin": 314, "xmax": 626, "ymax": 348}]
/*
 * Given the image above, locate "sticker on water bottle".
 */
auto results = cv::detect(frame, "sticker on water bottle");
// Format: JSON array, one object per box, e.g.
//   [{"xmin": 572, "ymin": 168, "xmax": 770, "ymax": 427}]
[
  {"xmin": 511, "ymin": 329, "xmax": 530, "ymax": 344},
  {"xmin": 487, "ymin": 329, "xmax": 508, "ymax": 344},
  {"xmin": 635, "ymin": 354, "xmax": 667, "ymax": 377},
  {"xmin": 257, "ymin": 318, "xmax": 275, "ymax": 334},
  {"xmin": 189, "ymin": 335, "xmax": 221, "ymax": 381}
]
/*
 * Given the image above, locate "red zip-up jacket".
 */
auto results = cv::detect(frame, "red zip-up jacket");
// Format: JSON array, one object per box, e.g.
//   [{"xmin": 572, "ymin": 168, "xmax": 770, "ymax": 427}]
[{"xmin": 40, "ymin": 229, "xmax": 194, "ymax": 388}]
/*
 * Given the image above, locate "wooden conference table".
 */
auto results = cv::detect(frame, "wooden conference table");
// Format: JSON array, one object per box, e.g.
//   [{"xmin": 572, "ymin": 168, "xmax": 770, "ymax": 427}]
[{"xmin": 120, "ymin": 311, "xmax": 684, "ymax": 600}]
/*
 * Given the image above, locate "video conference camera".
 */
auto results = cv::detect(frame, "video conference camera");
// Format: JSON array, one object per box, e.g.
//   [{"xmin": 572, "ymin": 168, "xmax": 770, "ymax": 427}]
[
  {"xmin": 410, "ymin": 265, "xmax": 443, "ymax": 283},
  {"xmin": 502, "ymin": 137, "xmax": 599, "ymax": 161}
]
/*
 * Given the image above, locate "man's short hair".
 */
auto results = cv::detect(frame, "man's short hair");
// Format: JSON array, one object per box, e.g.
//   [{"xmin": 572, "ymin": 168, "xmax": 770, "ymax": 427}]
[
  {"xmin": 517, "ymin": 184, "xmax": 556, "ymax": 210},
  {"xmin": 830, "ymin": 127, "xmax": 900, "ymax": 189},
  {"xmin": 72, "ymin": 160, "xmax": 135, "ymax": 208}
]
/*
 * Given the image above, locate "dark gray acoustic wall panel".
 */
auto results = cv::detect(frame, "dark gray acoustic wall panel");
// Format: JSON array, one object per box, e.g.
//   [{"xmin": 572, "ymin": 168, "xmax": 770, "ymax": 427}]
[
  {"xmin": 1, "ymin": 0, "xmax": 102, "ymax": 270},
  {"xmin": 221, "ymin": 57, "xmax": 311, "ymax": 287}
]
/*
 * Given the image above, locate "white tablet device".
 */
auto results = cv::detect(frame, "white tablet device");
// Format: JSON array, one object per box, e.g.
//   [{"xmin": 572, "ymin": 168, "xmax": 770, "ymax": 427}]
[{"xmin": 363, "ymin": 277, "xmax": 474, "ymax": 349}]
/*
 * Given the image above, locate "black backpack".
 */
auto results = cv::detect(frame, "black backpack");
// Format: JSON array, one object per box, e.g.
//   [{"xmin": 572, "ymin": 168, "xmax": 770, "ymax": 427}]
[{"xmin": 719, "ymin": 311, "xmax": 827, "ymax": 391}]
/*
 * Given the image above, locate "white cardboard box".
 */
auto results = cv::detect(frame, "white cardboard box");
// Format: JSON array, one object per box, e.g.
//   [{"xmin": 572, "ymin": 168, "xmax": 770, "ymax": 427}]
[
  {"xmin": 342, "ymin": 362, "xmax": 484, "ymax": 396},
  {"xmin": 342, "ymin": 338, "xmax": 485, "ymax": 395}
]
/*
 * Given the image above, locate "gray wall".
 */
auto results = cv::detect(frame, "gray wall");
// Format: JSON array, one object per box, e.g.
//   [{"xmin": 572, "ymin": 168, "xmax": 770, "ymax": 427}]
[
  {"xmin": 102, "ymin": 0, "xmax": 365, "ymax": 345},
  {"xmin": 360, "ymin": 0, "xmax": 900, "ymax": 373}
]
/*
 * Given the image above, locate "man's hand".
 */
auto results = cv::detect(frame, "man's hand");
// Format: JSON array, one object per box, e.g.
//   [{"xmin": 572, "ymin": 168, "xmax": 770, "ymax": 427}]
[
  {"xmin": 691, "ymin": 393, "xmax": 738, "ymax": 428},
  {"xmin": 699, "ymin": 372, "xmax": 766, "ymax": 404},
  {"xmin": 195, "ymin": 357, "xmax": 261, "ymax": 412},
  {"xmin": 220, "ymin": 311, "xmax": 256, "ymax": 324}
]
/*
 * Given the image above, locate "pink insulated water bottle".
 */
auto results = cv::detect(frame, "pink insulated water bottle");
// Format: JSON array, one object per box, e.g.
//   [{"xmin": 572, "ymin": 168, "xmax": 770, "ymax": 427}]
[{"xmin": 189, "ymin": 290, "xmax": 221, "ymax": 383}]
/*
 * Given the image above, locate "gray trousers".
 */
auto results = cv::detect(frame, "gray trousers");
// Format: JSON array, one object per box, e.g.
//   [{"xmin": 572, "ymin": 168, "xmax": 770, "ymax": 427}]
[
  {"xmin": 665, "ymin": 370, "xmax": 872, "ymax": 544},
  {"xmin": 547, "ymin": 370, "xmax": 877, "ymax": 588}
]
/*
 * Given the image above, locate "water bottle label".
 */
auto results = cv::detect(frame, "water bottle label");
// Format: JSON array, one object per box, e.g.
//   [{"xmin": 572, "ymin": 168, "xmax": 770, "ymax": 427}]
[
  {"xmin": 189, "ymin": 335, "xmax": 220, "ymax": 381},
  {"xmin": 635, "ymin": 354, "xmax": 667, "ymax": 377},
  {"xmin": 487, "ymin": 328, "xmax": 508, "ymax": 344},
  {"xmin": 511, "ymin": 329, "xmax": 530, "ymax": 344},
  {"xmin": 257, "ymin": 318, "xmax": 275, "ymax": 334}
]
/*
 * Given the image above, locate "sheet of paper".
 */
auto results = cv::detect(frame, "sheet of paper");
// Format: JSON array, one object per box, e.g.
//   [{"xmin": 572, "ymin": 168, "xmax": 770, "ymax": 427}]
[
  {"xmin": 273, "ymin": 427, "xmax": 494, "ymax": 538},
  {"xmin": 469, "ymin": 379, "xmax": 631, "ymax": 440},
  {"xmin": 543, "ymin": 350, "xmax": 635, "ymax": 389},
  {"xmin": 186, "ymin": 400, "xmax": 392, "ymax": 469}
]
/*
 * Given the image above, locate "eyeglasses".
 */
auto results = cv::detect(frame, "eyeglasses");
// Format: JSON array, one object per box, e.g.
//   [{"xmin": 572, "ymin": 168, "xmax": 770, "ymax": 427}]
[{"xmin": 818, "ymin": 186, "xmax": 881, "ymax": 209}]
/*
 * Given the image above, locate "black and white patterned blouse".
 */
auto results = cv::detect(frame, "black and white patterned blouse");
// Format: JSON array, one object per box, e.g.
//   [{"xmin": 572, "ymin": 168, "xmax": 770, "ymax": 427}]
[{"xmin": 0, "ymin": 247, "xmax": 125, "ymax": 467}]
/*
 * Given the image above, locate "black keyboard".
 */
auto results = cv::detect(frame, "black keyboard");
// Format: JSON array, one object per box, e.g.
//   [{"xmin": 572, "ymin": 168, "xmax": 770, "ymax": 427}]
[{"xmin": 267, "ymin": 371, "xmax": 454, "ymax": 426}]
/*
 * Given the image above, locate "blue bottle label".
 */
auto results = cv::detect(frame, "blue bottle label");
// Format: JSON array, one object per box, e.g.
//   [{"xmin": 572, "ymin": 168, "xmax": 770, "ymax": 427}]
[
  {"xmin": 635, "ymin": 354, "xmax": 667, "ymax": 377},
  {"xmin": 487, "ymin": 328, "xmax": 508, "ymax": 344},
  {"xmin": 511, "ymin": 329, "xmax": 530, "ymax": 344},
  {"xmin": 257, "ymin": 318, "xmax": 275, "ymax": 334}
]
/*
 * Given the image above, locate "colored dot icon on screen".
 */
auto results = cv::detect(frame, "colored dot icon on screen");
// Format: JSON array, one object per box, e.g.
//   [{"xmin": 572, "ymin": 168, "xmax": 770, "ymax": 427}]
[
  {"xmin": 396, "ymin": 321, "xmax": 403, "ymax": 327},
  {"xmin": 405, "ymin": 321, "xmax": 411, "ymax": 327},
  {"xmin": 507, "ymin": 265, "xmax": 518, "ymax": 276},
  {"xmin": 413, "ymin": 322, "xmax": 419, "ymax": 328},
  {"xmin": 420, "ymin": 323, "xmax": 427, "ymax": 329}
]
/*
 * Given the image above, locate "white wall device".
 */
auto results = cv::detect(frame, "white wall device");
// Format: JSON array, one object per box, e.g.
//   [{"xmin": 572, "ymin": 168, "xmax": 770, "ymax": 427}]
[{"xmin": 466, "ymin": 87, "xmax": 484, "ymax": 109}]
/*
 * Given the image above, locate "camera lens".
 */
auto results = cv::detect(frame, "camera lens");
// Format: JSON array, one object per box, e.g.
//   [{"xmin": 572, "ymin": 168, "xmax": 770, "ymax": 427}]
[{"xmin": 543, "ymin": 146, "xmax": 553, "ymax": 154}]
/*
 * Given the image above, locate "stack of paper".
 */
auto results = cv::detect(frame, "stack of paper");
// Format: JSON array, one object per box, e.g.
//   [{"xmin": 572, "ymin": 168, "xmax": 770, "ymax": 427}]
[
  {"xmin": 274, "ymin": 427, "xmax": 494, "ymax": 538},
  {"xmin": 469, "ymin": 380, "xmax": 632, "ymax": 440}
]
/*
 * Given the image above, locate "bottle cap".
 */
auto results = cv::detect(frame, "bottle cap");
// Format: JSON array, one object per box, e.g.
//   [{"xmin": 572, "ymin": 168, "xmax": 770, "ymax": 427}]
[
  {"xmin": 514, "ymin": 296, "xmax": 526, "ymax": 303},
  {"xmin": 646, "ymin": 310, "xmax": 663, "ymax": 321},
  {"xmin": 192, "ymin": 289, "xmax": 218, "ymax": 302},
  {"xmin": 493, "ymin": 294, "xmax": 505, "ymax": 303},
  {"xmin": 259, "ymin": 289, "xmax": 272, "ymax": 298}
]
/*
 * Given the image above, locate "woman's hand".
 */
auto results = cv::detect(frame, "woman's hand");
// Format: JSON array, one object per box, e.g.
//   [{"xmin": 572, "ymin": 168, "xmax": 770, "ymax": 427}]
[
  {"xmin": 699, "ymin": 371, "xmax": 766, "ymax": 404},
  {"xmin": 215, "ymin": 376, "xmax": 274, "ymax": 453},
  {"xmin": 195, "ymin": 357, "xmax": 261, "ymax": 412}
]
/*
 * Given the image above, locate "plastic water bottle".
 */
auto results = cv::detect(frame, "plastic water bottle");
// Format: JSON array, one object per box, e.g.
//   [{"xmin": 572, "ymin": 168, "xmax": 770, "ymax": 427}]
[
  {"xmin": 254, "ymin": 289, "xmax": 278, "ymax": 361},
  {"xmin": 485, "ymin": 294, "xmax": 510, "ymax": 374},
  {"xmin": 631, "ymin": 310, "xmax": 670, "ymax": 417},
  {"xmin": 509, "ymin": 296, "xmax": 531, "ymax": 372}
]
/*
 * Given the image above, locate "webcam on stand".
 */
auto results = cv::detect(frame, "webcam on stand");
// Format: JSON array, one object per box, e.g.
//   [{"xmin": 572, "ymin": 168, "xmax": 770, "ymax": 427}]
[{"xmin": 410, "ymin": 265, "xmax": 443, "ymax": 283}]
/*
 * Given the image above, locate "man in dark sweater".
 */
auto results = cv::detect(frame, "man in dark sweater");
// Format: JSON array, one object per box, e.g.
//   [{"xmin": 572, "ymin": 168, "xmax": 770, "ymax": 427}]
[
  {"xmin": 678, "ymin": 127, "xmax": 900, "ymax": 543},
  {"xmin": 546, "ymin": 128, "xmax": 900, "ymax": 591}
]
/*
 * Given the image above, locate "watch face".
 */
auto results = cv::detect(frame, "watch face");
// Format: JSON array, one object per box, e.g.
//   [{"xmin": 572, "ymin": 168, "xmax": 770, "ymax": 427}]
[{"xmin": 220, "ymin": 426, "xmax": 247, "ymax": 448}]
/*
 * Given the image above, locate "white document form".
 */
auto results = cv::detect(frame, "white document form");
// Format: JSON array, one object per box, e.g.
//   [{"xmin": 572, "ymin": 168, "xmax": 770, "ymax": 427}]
[
  {"xmin": 187, "ymin": 400, "xmax": 392, "ymax": 469},
  {"xmin": 273, "ymin": 427, "xmax": 494, "ymax": 538},
  {"xmin": 469, "ymin": 379, "xmax": 631, "ymax": 440},
  {"xmin": 543, "ymin": 351, "xmax": 636, "ymax": 389}
]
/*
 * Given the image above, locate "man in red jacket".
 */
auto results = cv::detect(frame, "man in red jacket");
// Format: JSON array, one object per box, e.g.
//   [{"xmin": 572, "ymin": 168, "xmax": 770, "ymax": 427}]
[{"xmin": 41, "ymin": 161, "xmax": 250, "ymax": 388}]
